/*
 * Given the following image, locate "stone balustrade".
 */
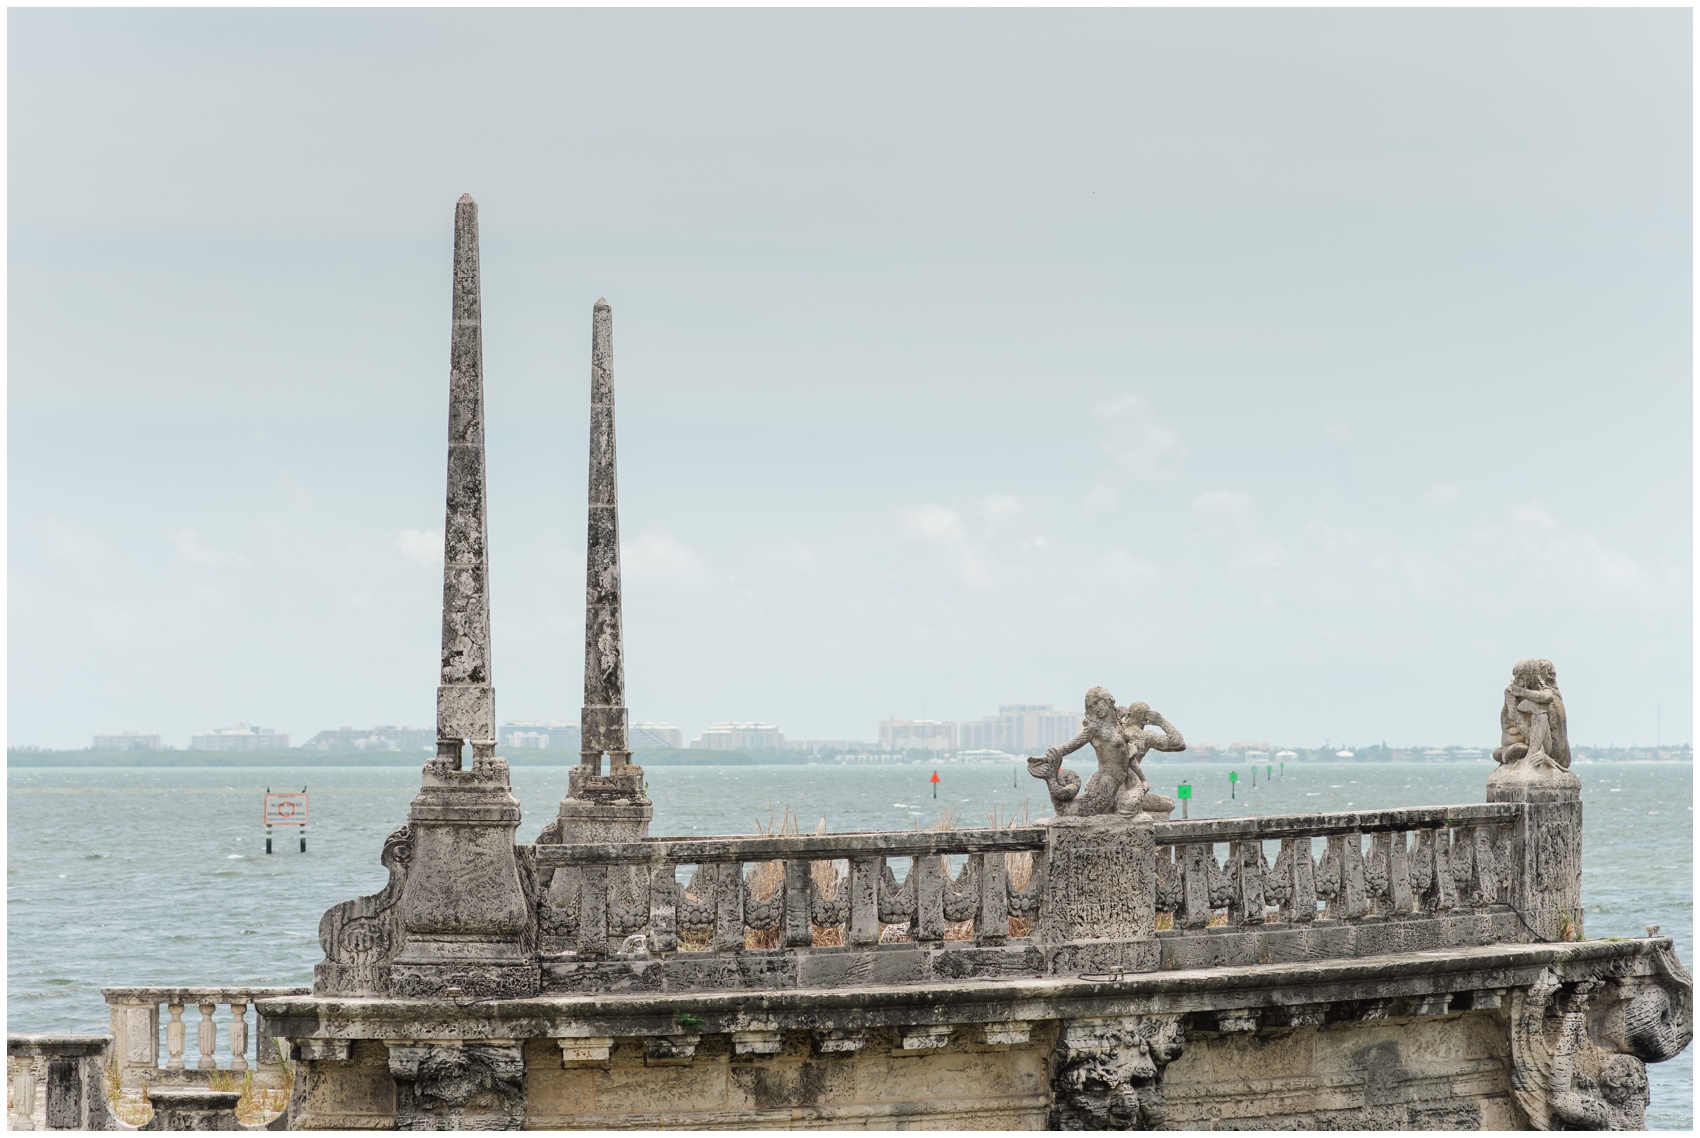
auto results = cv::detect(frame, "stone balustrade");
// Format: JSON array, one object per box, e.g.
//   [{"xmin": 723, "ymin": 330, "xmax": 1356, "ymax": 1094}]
[
  {"xmin": 1147, "ymin": 801, "xmax": 1572, "ymax": 969},
  {"xmin": 99, "ymin": 986, "xmax": 307, "ymax": 1092},
  {"xmin": 534, "ymin": 826, "xmax": 1048, "ymax": 960},
  {"xmin": 518, "ymin": 799, "xmax": 1571, "ymax": 995},
  {"xmin": 7, "ymin": 1035, "xmax": 120, "ymax": 1131}
]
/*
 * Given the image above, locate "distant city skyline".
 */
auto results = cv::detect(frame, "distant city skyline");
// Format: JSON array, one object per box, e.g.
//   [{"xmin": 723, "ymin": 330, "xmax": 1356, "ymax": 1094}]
[{"xmin": 10, "ymin": 9, "xmax": 1690, "ymax": 751}]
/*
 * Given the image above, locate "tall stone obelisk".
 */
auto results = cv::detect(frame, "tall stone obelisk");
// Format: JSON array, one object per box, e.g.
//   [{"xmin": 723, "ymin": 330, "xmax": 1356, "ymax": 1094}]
[
  {"xmin": 556, "ymin": 299, "xmax": 652, "ymax": 846},
  {"xmin": 389, "ymin": 194, "xmax": 538, "ymax": 999}
]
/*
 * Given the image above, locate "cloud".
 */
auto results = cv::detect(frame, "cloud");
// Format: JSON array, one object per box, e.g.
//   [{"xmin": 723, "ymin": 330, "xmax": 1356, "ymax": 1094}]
[
  {"xmin": 1094, "ymin": 394, "xmax": 1189, "ymax": 483},
  {"xmin": 1508, "ymin": 505, "xmax": 1656, "ymax": 599},
  {"xmin": 1425, "ymin": 484, "xmax": 1460, "ymax": 506},
  {"xmin": 903, "ymin": 504, "xmax": 967, "ymax": 544},
  {"xmin": 1192, "ymin": 489, "xmax": 1252, "ymax": 520},
  {"xmin": 173, "ymin": 529, "xmax": 248, "ymax": 567},
  {"xmin": 1104, "ymin": 550, "xmax": 1158, "ymax": 590},
  {"xmin": 902, "ymin": 504, "xmax": 992, "ymax": 590},
  {"xmin": 622, "ymin": 532, "xmax": 711, "ymax": 590},
  {"xmin": 981, "ymin": 494, "xmax": 1022, "ymax": 525},
  {"xmin": 396, "ymin": 528, "xmax": 442, "ymax": 567}
]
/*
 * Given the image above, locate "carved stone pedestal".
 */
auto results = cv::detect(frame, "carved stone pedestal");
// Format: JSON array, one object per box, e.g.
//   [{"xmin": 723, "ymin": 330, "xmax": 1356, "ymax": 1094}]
[
  {"xmin": 1488, "ymin": 770, "xmax": 1583, "ymax": 944},
  {"xmin": 1037, "ymin": 814, "xmax": 1159, "ymax": 975},
  {"xmin": 389, "ymin": 751, "xmax": 538, "ymax": 999}
]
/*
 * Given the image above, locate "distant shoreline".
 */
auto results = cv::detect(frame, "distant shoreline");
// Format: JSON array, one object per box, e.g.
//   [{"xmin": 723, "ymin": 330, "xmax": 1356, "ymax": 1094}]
[{"xmin": 6, "ymin": 748, "xmax": 1691, "ymax": 768}]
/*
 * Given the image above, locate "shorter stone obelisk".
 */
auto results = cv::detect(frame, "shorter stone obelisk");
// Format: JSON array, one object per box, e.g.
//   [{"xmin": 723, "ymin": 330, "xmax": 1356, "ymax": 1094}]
[
  {"xmin": 388, "ymin": 194, "xmax": 537, "ymax": 999},
  {"xmin": 553, "ymin": 299, "xmax": 652, "ymax": 852}
]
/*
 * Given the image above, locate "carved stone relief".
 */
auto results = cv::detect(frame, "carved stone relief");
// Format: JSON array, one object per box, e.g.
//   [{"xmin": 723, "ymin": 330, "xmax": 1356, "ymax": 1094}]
[
  {"xmin": 314, "ymin": 826, "xmax": 413, "ymax": 996},
  {"xmin": 1050, "ymin": 1015, "xmax": 1185, "ymax": 1130},
  {"xmin": 388, "ymin": 1042, "xmax": 526, "ymax": 1131}
]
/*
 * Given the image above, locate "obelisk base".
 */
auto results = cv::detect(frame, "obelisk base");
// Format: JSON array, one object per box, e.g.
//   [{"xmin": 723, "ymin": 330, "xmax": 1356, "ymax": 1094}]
[{"xmin": 390, "ymin": 750, "xmax": 540, "ymax": 999}]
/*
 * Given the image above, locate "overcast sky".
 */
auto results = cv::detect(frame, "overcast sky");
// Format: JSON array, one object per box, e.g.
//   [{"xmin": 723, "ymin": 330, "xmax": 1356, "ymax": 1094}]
[{"xmin": 8, "ymin": 8, "xmax": 1691, "ymax": 751}]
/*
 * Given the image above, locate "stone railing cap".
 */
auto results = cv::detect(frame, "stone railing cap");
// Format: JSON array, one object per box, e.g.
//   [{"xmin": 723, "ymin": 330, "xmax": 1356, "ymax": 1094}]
[
  {"xmin": 8, "ymin": 1033, "xmax": 110, "ymax": 1057},
  {"xmin": 100, "ymin": 985, "xmax": 311, "ymax": 1002}
]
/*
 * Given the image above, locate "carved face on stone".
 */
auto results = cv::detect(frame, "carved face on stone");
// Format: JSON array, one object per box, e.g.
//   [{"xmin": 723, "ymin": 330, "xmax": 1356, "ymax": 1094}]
[
  {"xmin": 1599, "ymin": 1054, "xmax": 1648, "ymax": 1108},
  {"xmin": 1084, "ymin": 686, "xmax": 1116, "ymax": 726}
]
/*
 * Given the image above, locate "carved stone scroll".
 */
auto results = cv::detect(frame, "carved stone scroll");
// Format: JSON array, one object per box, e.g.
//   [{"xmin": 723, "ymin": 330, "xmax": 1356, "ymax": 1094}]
[{"xmin": 315, "ymin": 827, "xmax": 414, "ymax": 996}]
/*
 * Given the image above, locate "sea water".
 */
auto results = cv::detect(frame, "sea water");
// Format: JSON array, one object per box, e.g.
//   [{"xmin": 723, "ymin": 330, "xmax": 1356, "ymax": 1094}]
[{"xmin": 7, "ymin": 759, "xmax": 1692, "ymax": 1127}]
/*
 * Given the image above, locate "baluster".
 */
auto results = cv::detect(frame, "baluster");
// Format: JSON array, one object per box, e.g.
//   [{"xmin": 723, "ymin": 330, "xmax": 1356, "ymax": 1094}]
[
  {"xmin": 10, "ymin": 1057, "xmax": 38, "ymax": 1131},
  {"xmin": 579, "ymin": 864, "xmax": 609, "ymax": 956},
  {"xmin": 649, "ymin": 863, "xmax": 679, "ymax": 954},
  {"xmin": 973, "ymin": 853, "xmax": 1006, "ymax": 944},
  {"xmin": 1386, "ymin": 831, "xmax": 1413, "ymax": 915},
  {"xmin": 783, "ymin": 859, "xmax": 813, "ymax": 948},
  {"xmin": 1421, "ymin": 827, "xmax": 1457, "ymax": 913},
  {"xmin": 713, "ymin": 862, "xmax": 745, "ymax": 953},
  {"xmin": 1277, "ymin": 836, "xmax": 1317, "ymax": 923},
  {"xmin": 1231, "ymin": 840, "xmax": 1266, "ymax": 925},
  {"xmin": 913, "ymin": 855, "xmax": 944, "ymax": 942},
  {"xmin": 1324, "ymin": 834, "xmax": 1368, "ymax": 920},
  {"xmin": 165, "ymin": 1003, "xmax": 187, "ymax": 1070},
  {"xmin": 1450, "ymin": 825, "xmax": 1476, "ymax": 899},
  {"xmin": 229, "ymin": 1001, "xmax": 249, "ymax": 1071},
  {"xmin": 197, "ymin": 1001, "xmax": 218, "ymax": 1069},
  {"xmin": 848, "ymin": 856, "xmax": 880, "ymax": 947},
  {"xmin": 1179, "ymin": 843, "xmax": 1214, "ymax": 929},
  {"xmin": 1470, "ymin": 826, "xmax": 1497, "ymax": 907}
]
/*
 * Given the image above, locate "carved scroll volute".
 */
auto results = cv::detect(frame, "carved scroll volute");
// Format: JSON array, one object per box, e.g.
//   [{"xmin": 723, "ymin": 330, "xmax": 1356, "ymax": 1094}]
[
  {"xmin": 1229, "ymin": 840, "xmax": 1266, "ymax": 926},
  {"xmin": 314, "ymin": 825, "xmax": 414, "ymax": 995},
  {"xmin": 649, "ymin": 863, "xmax": 678, "ymax": 953},
  {"xmin": 1275, "ymin": 837, "xmax": 1317, "ymax": 924},
  {"xmin": 913, "ymin": 855, "xmax": 946, "ymax": 943},
  {"xmin": 976, "ymin": 852, "xmax": 1009, "ymax": 944},
  {"xmin": 713, "ymin": 863, "xmax": 745, "ymax": 953},
  {"xmin": 1178, "ymin": 844, "xmax": 1214, "ymax": 930},
  {"xmin": 782, "ymin": 859, "xmax": 813, "ymax": 949}
]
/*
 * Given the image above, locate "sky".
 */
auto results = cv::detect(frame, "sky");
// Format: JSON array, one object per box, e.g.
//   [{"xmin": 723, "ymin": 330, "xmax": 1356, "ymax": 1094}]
[{"xmin": 7, "ymin": 8, "xmax": 1692, "ymax": 751}]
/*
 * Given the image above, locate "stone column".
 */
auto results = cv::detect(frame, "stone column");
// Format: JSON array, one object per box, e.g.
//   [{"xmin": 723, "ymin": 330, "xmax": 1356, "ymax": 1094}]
[
  {"xmin": 554, "ymin": 299, "xmax": 651, "ymax": 845},
  {"xmin": 389, "ymin": 195, "xmax": 537, "ymax": 1000},
  {"xmin": 1036, "ymin": 814, "xmax": 1159, "ymax": 974}
]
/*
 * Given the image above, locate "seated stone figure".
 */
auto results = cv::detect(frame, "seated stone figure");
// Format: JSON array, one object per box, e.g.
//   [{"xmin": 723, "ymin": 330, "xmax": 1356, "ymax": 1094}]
[
  {"xmin": 1028, "ymin": 687, "xmax": 1186, "ymax": 818},
  {"xmin": 1494, "ymin": 657, "xmax": 1570, "ymax": 771}
]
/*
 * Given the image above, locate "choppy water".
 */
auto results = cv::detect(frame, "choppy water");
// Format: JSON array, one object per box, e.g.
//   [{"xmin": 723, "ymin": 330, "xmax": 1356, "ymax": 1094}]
[{"xmin": 8, "ymin": 759, "xmax": 1691, "ymax": 1127}]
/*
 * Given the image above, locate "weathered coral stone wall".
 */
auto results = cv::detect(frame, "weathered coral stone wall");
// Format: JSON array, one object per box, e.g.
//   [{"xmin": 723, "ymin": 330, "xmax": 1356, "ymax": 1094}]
[
  {"xmin": 525, "ymin": 1030, "xmax": 1055, "ymax": 1130},
  {"xmin": 1161, "ymin": 1011, "xmax": 1521, "ymax": 1130},
  {"xmin": 285, "ymin": 1032, "xmax": 1056, "ymax": 1131}
]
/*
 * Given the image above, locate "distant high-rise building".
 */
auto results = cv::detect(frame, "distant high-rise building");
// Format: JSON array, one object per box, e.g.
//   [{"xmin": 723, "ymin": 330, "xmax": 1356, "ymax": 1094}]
[
  {"xmin": 498, "ymin": 721, "xmax": 581, "ymax": 750},
  {"xmin": 302, "ymin": 726, "xmax": 435, "ymax": 752},
  {"xmin": 878, "ymin": 718, "xmax": 958, "ymax": 752},
  {"xmin": 189, "ymin": 724, "xmax": 289, "ymax": 751},
  {"xmin": 91, "ymin": 732, "xmax": 164, "ymax": 752},
  {"xmin": 690, "ymin": 723, "xmax": 785, "ymax": 751},
  {"xmin": 958, "ymin": 705, "xmax": 1078, "ymax": 753},
  {"xmin": 630, "ymin": 723, "xmax": 684, "ymax": 749}
]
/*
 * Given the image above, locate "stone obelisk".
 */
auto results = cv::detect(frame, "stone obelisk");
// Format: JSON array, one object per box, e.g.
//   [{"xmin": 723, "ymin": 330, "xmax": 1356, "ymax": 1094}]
[
  {"xmin": 556, "ymin": 299, "xmax": 652, "ymax": 846},
  {"xmin": 389, "ymin": 194, "xmax": 537, "ymax": 999}
]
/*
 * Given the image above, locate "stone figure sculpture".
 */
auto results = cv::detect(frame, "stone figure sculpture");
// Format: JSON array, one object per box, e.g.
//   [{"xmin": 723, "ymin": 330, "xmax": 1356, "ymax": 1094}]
[
  {"xmin": 1028, "ymin": 687, "xmax": 1186, "ymax": 818},
  {"xmin": 1494, "ymin": 657, "xmax": 1570, "ymax": 771}
]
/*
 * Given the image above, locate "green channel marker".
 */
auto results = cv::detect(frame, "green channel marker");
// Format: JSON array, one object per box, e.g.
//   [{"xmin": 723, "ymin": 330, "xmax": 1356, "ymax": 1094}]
[
  {"xmin": 1229, "ymin": 770, "xmax": 1238, "ymax": 799},
  {"xmin": 1177, "ymin": 781, "xmax": 1192, "ymax": 819}
]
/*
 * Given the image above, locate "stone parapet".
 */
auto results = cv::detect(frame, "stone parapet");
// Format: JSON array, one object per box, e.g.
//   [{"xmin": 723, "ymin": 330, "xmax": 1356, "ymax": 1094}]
[{"xmin": 258, "ymin": 937, "xmax": 1689, "ymax": 1130}]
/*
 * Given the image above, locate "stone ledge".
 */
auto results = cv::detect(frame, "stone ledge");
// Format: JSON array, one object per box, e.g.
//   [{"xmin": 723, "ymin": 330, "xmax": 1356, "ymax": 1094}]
[{"xmin": 261, "ymin": 936, "xmax": 1672, "ymax": 1045}]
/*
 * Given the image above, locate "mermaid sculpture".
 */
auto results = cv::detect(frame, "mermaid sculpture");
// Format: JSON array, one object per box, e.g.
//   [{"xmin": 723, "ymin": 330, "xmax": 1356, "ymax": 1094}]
[{"xmin": 1028, "ymin": 686, "xmax": 1187, "ymax": 818}]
